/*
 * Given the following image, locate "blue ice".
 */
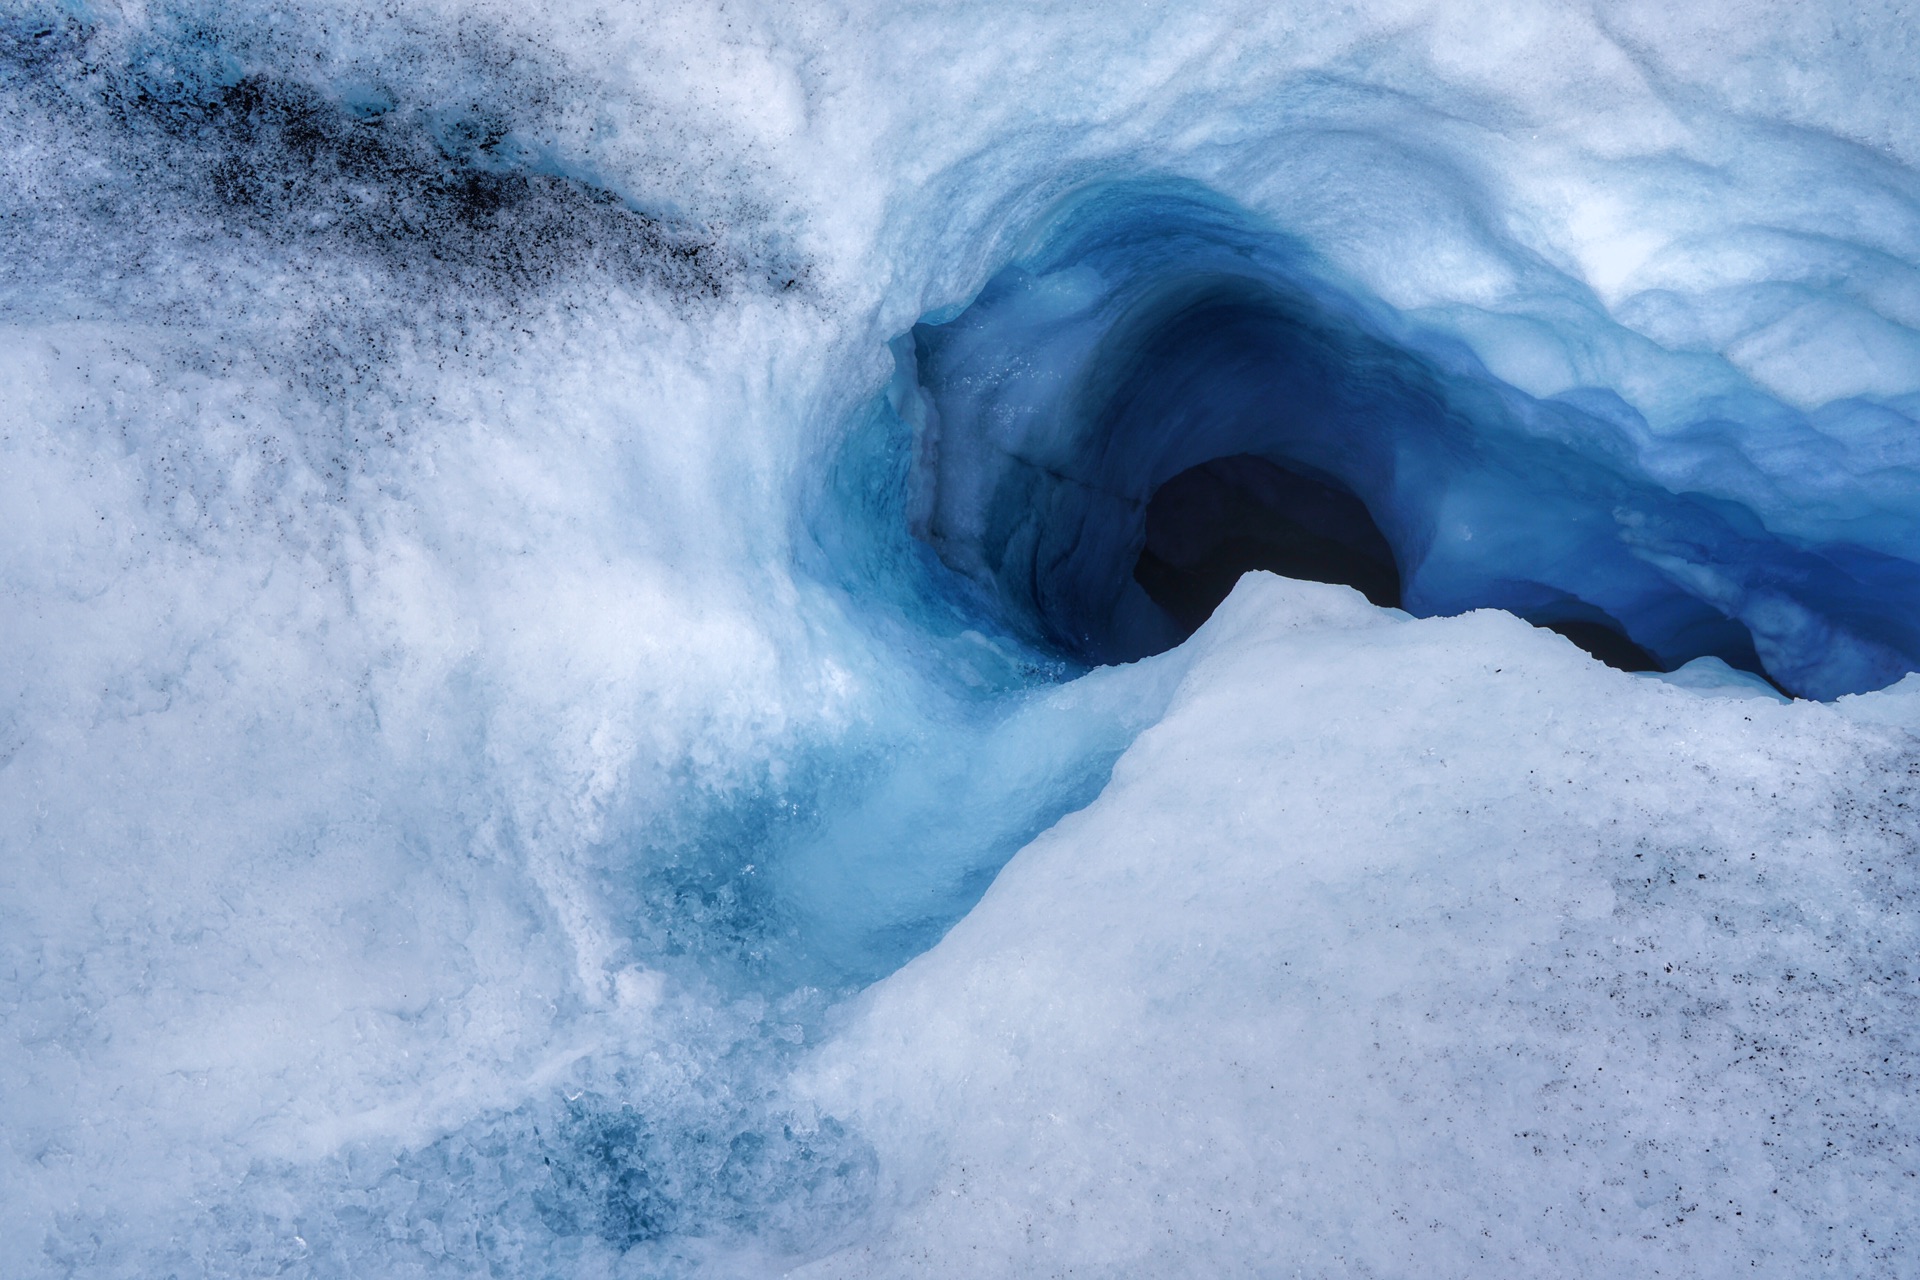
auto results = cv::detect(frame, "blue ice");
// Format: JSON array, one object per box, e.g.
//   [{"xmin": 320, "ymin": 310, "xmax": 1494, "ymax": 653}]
[
  {"xmin": 4, "ymin": 1, "xmax": 1920, "ymax": 1276},
  {"xmin": 901, "ymin": 183, "xmax": 1920, "ymax": 698}
]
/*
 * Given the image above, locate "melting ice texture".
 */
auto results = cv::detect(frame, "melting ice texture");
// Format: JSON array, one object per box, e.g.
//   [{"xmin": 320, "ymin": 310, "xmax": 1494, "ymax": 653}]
[
  {"xmin": 3, "ymin": 0, "xmax": 1920, "ymax": 1276},
  {"xmin": 902, "ymin": 183, "xmax": 1920, "ymax": 695}
]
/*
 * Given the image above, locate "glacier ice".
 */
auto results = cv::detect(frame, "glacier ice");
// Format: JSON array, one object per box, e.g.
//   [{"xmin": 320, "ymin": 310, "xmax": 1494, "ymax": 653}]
[
  {"xmin": 901, "ymin": 181, "xmax": 1920, "ymax": 695},
  {"xmin": 2, "ymin": 0, "xmax": 1920, "ymax": 1276}
]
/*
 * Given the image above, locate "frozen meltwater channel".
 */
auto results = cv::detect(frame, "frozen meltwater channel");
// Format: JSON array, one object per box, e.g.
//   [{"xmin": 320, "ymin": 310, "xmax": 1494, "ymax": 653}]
[{"xmin": 4, "ymin": 0, "xmax": 1920, "ymax": 1276}]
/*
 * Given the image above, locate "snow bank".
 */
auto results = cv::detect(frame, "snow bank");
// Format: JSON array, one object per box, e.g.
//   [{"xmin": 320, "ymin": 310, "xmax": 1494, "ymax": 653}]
[{"xmin": 802, "ymin": 575, "xmax": 1920, "ymax": 1277}]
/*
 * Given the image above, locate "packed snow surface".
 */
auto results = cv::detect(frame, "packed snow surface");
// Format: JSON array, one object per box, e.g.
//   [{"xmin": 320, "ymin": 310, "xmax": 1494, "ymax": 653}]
[
  {"xmin": 802, "ymin": 577, "xmax": 1920, "ymax": 1276},
  {"xmin": 3, "ymin": 0, "xmax": 1920, "ymax": 1276}
]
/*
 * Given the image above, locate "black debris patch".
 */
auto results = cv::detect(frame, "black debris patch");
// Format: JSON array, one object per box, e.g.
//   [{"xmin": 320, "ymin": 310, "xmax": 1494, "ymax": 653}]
[
  {"xmin": 0, "ymin": 8, "xmax": 803, "ymax": 308},
  {"xmin": 135, "ymin": 72, "xmax": 736, "ymax": 299}
]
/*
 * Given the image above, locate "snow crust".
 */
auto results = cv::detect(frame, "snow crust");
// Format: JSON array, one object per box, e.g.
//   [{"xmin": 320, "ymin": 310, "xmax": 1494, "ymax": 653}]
[
  {"xmin": 3, "ymin": 0, "xmax": 1920, "ymax": 1275},
  {"xmin": 801, "ymin": 576, "xmax": 1920, "ymax": 1277}
]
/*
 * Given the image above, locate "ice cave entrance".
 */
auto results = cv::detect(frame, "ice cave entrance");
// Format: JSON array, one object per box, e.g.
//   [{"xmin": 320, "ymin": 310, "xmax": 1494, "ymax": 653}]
[
  {"xmin": 894, "ymin": 183, "xmax": 1920, "ymax": 697},
  {"xmin": 1132, "ymin": 453, "xmax": 1401, "ymax": 630}
]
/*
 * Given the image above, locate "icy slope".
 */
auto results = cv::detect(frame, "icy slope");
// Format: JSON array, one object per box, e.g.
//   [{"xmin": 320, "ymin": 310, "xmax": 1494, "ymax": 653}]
[
  {"xmin": 3, "ymin": 0, "xmax": 1920, "ymax": 1275},
  {"xmin": 803, "ymin": 575, "xmax": 1920, "ymax": 1277}
]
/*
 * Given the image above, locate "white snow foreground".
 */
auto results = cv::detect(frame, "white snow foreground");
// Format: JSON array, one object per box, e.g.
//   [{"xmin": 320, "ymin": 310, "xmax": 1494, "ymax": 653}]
[{"xmin": 799, "ymin": 574, "xmax": 1920, "ymax": 1278}]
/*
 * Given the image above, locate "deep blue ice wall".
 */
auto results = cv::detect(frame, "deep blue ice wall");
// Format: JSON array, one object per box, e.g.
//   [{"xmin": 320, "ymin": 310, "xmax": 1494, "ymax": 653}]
[{"xmin": 902, "ymin": 183, "xmax": 1920, "ymax": 699}]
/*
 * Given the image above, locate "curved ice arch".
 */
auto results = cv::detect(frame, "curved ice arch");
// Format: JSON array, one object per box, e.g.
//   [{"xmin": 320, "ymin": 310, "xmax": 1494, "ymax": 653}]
[{"xmin": 898, "ymin": 182, "xmax": 1920, "ymax": 699}]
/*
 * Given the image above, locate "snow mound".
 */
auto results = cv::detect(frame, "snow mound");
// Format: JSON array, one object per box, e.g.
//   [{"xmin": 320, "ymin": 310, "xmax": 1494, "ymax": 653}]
[{"xmin": 804, "ymin": 576, "xmax": 1920, "ymax": 1278}]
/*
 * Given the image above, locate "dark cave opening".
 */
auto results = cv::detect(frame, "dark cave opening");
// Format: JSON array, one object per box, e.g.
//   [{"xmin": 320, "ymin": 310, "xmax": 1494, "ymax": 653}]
[
  {"xmin": 1128, "ymin": 454, "xmax": 1682, "ymax": 676},
  {"xmin": 1132, "ymin": 454, "xmax": 1401, "ymax": 635}
]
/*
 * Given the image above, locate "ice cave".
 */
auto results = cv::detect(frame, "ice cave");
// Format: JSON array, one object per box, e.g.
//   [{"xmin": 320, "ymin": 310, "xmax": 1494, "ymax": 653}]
[{"xmin": 4, "ymin": 1, "xmax": 1920, "ymax": 1276}]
